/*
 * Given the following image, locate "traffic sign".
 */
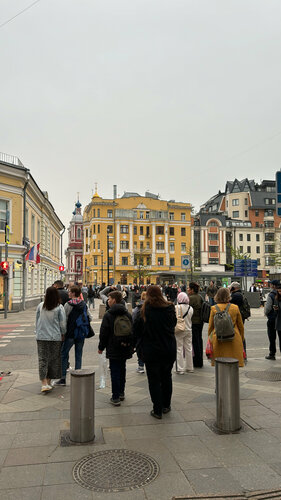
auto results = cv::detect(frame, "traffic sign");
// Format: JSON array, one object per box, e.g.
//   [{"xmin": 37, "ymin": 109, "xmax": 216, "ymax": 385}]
[
  {"xmin": 59, "ymin": 265, "xmax": 65, "ymax": 272},
  {"xmin": 181, "ymin": 256, "xmax": 190, "ymax": 270}
]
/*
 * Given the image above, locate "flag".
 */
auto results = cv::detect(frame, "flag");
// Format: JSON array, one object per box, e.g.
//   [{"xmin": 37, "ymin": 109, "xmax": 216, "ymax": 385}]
[{"xmin": 25, "ymin": 243, "xmax": 40, "ymax": 263}]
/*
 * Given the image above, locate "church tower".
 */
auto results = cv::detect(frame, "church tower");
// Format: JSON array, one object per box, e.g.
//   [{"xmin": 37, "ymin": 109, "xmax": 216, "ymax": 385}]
[{"xmin": 65, "ymin": 198, "xmax": 83, "ymax": 284}]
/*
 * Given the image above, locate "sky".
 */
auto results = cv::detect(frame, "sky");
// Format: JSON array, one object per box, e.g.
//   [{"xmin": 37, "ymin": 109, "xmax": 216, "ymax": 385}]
[{"xmin": 1, "ymin": 0, "xmax": 281, "ymax": 242}]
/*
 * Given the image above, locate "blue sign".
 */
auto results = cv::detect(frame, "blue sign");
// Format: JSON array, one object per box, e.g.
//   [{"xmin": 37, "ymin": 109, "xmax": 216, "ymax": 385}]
[{"xmin": 234, "ymin": 259, "xmax": 258, "ymax": 277}]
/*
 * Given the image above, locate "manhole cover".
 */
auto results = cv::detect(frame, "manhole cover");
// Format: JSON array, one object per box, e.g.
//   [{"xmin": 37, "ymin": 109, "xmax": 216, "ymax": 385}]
[
  {"xmin": 72, "ymin": 449, "xmax": 159, "ymax": 492},
  {"xmin": 245, "ymin": 370, "xmax": 281, "ymax": 382}
]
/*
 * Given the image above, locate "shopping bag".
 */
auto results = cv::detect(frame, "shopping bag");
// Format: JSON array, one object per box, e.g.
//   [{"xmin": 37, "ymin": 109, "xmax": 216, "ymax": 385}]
[
  {"xmin": 205, "ymin": 338, "xmax": 213, "ymax": 359},
  {"xmin": 99, "ymin": 352, "xmax": 107, "ymax": 389}
]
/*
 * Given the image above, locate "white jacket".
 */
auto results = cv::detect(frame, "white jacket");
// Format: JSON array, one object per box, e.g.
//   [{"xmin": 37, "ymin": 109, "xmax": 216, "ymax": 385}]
[{"xmin": 175, "ymin": 303, "xmax": 193, "ymax": 333}]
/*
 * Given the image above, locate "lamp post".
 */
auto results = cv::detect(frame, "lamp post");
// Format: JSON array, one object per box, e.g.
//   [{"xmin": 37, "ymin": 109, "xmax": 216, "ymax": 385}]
[
  {"xmin": 101, "ymin": 250, "xmax": 104, "ymax": 285},
  {"xmin": 107, "ymin": 227, "xmax": 110, "ymax": 286}
]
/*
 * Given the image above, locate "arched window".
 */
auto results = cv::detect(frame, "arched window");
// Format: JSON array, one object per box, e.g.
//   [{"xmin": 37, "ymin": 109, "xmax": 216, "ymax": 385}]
[
  {"xmin": 77, "ymin": 260, "xmax": 81, "ymax": 271},
  {"xmin": 77, "ymin": 228, "xmax": 81, "ymax": 239}
]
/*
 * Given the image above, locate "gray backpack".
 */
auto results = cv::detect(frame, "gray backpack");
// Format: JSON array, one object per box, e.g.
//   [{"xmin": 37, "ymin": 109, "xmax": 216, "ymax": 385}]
[{"xmin": 214, "ymin": 304, "xmax": 235, "ymax": 342}]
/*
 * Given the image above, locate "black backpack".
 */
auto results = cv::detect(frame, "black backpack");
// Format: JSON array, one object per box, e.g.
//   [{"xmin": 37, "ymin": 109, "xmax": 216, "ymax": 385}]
[
  {"xmin": 201, "ymin": 301, "xmax": 211, "ymax": 323},
  {"xmin": 240, "ymin": 294, "xmax": 251, "ymax": 321}
]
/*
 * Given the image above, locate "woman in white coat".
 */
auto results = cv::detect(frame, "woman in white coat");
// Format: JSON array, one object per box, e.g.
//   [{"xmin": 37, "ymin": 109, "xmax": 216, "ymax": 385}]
[{"xmin": 175, "ymin": 292, "xmax": 194, "ymax": 374}]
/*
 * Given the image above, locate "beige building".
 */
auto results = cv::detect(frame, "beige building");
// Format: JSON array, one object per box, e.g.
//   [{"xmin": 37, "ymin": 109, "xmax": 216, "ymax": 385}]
[{"xmin": 0, "ymin": 153, "xmax": 64, "ymax": 310}]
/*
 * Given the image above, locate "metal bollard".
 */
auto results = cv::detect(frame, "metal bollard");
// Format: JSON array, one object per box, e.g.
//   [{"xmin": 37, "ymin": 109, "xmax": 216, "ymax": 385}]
[
  {"xmin": 215, "ymin": 357, "xmax": 240, "ymax": 433},
  {"xmin": 70, "ymin": 369, "xmax": 95, "ymax": 443}
]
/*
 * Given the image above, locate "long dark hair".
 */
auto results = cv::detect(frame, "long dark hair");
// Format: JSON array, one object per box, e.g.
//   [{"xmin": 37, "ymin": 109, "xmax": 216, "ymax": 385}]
[
  {"xmin": 141, "ymin": 285, "xmax": 172, "ymax": 320},
  {"xmin": 43, "ymin": 286, "xmax": 60, "ymax": 311}
]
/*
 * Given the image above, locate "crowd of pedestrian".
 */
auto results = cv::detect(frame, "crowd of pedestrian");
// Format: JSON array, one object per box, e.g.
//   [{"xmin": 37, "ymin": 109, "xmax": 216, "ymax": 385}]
[{"xmin": 34, "ymin": 277, "xmax": 281, "ymax": 419}]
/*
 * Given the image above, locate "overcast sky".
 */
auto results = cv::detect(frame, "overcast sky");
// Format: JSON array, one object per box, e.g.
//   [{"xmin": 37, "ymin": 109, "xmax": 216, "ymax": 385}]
[{"xmin": 1, "ymin": 0, "xmax": 281, "ymax": 240}]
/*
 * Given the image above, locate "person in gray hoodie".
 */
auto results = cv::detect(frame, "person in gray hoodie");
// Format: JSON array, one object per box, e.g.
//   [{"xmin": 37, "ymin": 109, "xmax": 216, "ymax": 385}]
[{"xmin": 35, "ymin": 286, "xmax": 66, "ymax": 393}]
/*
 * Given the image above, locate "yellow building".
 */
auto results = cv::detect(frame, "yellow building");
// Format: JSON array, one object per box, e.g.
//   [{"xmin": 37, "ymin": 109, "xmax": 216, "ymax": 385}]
[
  {"xmin": 0, "ymin": 153, "xmax": 64, "ymax": 310},
  {"xmin": 83, "ymin": 189, "xmax": 192, "ymax": 285}
]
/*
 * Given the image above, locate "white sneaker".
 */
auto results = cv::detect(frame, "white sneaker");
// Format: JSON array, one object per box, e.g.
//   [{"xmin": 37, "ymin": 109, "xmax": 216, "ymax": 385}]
[
  {"xmin": 41, "ymin": 385, "xmax": 51, "ymax": 392},
  {"xmin": 136, "ymin": 366, "xmax": 145, "ymax": 373}
]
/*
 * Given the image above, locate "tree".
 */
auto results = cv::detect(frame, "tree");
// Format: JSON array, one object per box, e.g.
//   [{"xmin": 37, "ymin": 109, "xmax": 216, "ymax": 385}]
[{"xmin": 131, "ymin": 250, "xmax": 152, "ymax": 285}]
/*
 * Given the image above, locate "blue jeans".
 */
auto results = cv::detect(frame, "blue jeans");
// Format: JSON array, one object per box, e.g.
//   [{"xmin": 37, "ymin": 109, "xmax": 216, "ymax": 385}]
[
  {"xmin": 109, "ymin": 358, "xmax": 126, "ymax": 400},
  {"xmin": 209, "ymin": 297, "xmax": 215, "ymax": 306},
  {"xmin": 61, "ymin": 337, "xmax": 85, "ymax": 378}
]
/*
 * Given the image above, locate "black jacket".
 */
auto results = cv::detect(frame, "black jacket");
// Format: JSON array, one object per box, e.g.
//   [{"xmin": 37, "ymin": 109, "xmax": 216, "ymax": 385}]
[
  {"xmin": 230, "ymin": 290, "xmax": 243, "ymax": 310},
  {"xmin": 132, "ymin": 303, "xmax": 177, "ymax": 364},
  {"xmin": 99, "ymin": 304, "xmax": 133, "ymax": 360},
  {"xmin": 58, "ymin": 288, "xmax": 69, "ymax": 305}
]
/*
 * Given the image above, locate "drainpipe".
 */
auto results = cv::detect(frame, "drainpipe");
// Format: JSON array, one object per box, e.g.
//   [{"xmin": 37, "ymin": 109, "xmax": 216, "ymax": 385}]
[
  {"xmin": 60, "ymin": 227, "xmax": 65, "ymax": 273},
  {"xmin": 22, "ymin": 171, "xmax": 30, "ymax": 310}
]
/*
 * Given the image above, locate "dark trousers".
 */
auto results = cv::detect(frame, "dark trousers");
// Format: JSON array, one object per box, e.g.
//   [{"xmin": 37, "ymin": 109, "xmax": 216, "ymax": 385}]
[
  {"xmin": 267, "ymin": 319, "xmax": 281, "ymax": 356},
  {"xmin": 192, "ymin": 323, "xmax": 204, "ymax": 367},
  {"xmin": 61, "ymin": 337, "xmax": 84, "ymax": 378},
  {"xmin": 145, "ymin": 359, "xmax": 174, "ymax": 415},
  {"xmin": 109, "ymin": 358, "xmax": 126, "ymax": 400}
]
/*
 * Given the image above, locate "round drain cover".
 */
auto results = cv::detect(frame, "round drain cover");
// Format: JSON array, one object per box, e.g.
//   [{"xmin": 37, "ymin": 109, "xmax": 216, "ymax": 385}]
[
  {"xmin": 73, "ymin": 449, "xmax": 159, "ymax": 492},
  {"xmin": 245, "ymin": 370, "xmax": 281, "ymax": 382}
]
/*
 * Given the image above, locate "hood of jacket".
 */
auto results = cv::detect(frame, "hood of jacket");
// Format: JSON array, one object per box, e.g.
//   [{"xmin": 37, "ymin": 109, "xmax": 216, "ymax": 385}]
[
  {"xmin": 68, "ymin": 300, "xmax": 86, "ymax": 312},
  {"xmin": 108, "ymin": 303, "xmax": 127, "ymax": 316}
]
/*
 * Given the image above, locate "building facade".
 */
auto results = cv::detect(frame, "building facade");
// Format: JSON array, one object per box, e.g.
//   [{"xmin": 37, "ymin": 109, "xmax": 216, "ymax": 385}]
[
  {"xmin": 83, "ymin": 189, "xmax": 192, "ymax": 285},
  {"xmin": 192, "ymin": 178, "xmax": 281, "ymax": 284},
  {"xmin": 65, "ymin": 200, "xmax": 83, "ymax": 284},
  {"xmin": 0, "ymin": 153, "xmax": 64, "ymax": 310}
]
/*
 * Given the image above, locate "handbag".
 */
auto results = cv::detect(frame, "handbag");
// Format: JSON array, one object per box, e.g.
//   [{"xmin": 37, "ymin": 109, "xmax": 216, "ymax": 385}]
[
  {"xmin": 175, "ymin": 305, "xmax": 189, "ymax": 334},
  {"xmin": 205, "ymin": 338, "xmax": 213, "ymax": 359}
]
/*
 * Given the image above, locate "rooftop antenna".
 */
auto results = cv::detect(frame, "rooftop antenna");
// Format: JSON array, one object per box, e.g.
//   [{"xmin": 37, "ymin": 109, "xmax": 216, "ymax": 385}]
[{"xmin": 77, "ymin": 191, "xmax": 80, "ymax": 201}]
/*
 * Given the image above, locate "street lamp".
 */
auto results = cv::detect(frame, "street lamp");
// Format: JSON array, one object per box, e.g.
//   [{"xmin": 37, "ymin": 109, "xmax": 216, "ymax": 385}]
[{"xmin": 101, "ymin": 250, "xmax": 104, "ymax": 285}]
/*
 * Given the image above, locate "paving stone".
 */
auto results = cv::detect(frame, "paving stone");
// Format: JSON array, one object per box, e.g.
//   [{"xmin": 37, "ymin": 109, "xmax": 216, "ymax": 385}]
[
  {"xmin": 126, "ymin": 438, "xmax": 181, "ymax": 473},
  {"xmin": 1, "ymin": 389, "xmax": 30, "ymax": 404},
  {"xmin": 12, "ymin": 431, "xmax": 59, "ymax": 448},
  {"xmin": 0, "ymin": 464, "xmax": 45, "ymax": 489},
  {"xmin": 44, "ymin": 461, "xmax": 77, "ymax": 485},
  {"xmin": 227, "ymin": 464, "xmax": 281, "ymax": 491},
  {"xmin": 144, "ymin": 471, "xmax": 194, "ymax": 500},
  {"xmin": 0, "ymin": 411, "xmax": 41, "ymax": 422},
  {"xmin": 0, "ymin": 435, "xmax": 14, "ymax": 449},
  {"xmin": 5, "ymin": 445, "xmax": 56, "ymax": 466},
  {"xmin": 88, "ymin": 489, "xmax": 146, "ymax": 500},
  {"xmin": 0, "ymin": 486, "xmax": 42, "ymax": 500},
  {"xmin": 180, "ymin": 405, "xmax": 214, "ymax": 421},
  {"xmin": 0, "ymin": 422, "xmax": 19, "ymax": 435},
  {"xmin": 162, "ymin": 435, "xmax": 221, "ymax": 469},
  {"xmin": 187, "ymin": 421, "xmax": 215, "ymax": 436},
  {"xmin": 184, "ymin": 467, "xmax": 244, "ymax": 495},
  {"xmin": 47, "ymin": 445, "xmax": 92, "ymax": 463},
  {"xmin": 18, "ymin": 419, "xmax": 60, "ymax": 433},
  {"xmin": 120, "ymin": 422, "xmax": 193, "ymax": 441},
  {"xmin": 202, "ymin": 435, "xmax": 263, "ymax": 466},
  {"xmin": 41, "ymin": 483, "xmax": 93, "ymax": 500},
  {"xmin": 237, "ymin": 430, "xmax": 281, "ymax": 463}
]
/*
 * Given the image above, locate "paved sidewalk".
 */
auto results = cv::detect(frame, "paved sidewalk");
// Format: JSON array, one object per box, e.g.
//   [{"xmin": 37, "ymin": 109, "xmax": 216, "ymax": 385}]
[{"xmin": 0, "ymin": 305, "xmax": 281, "ymax": 499}]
